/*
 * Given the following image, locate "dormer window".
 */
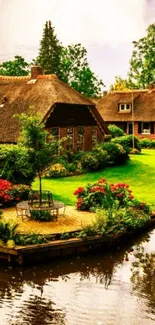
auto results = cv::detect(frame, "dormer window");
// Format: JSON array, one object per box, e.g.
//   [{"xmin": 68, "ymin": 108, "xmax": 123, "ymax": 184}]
[{"xmin": 118, "ymin": 103, "xmax": 131, "ymax": 112}]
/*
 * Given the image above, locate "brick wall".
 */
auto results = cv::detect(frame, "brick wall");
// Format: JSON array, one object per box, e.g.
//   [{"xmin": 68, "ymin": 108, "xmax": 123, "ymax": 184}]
[
  {"xmin": 46, "ymin": 126, "xmax": 105, "ymax": 152},
  {"xmin": 134, "ymin": 122, "xmax": 155, "ymax": 140}
]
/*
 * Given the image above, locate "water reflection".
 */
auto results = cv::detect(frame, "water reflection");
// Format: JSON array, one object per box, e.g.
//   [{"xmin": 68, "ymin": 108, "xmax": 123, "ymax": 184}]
[
  {"xmin": 0, "ymin": 230, "xmax": 155, "ymax": 325},
  {"xmin": 131, "ymin": 245, "xmax": 155, "ymax": 315}
]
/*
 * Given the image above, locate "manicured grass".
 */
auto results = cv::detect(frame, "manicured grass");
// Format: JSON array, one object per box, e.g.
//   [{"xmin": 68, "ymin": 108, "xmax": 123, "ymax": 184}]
[{"xmin": 33, "ymin": 149, "xmax": 155, "ymax": 206}]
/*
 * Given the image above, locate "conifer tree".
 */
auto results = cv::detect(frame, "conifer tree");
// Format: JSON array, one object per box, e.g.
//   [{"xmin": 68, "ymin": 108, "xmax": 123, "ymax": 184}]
[{"xmin": 37, "ymin": 20, "xmax": 62, "ymax": 75}]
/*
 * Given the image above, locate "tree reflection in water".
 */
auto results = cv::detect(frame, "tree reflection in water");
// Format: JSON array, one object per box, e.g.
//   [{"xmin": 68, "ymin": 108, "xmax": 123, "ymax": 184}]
[
  {"xmin": 11, "ymin": 295, "xmax": 66, "ymax": 325},
  {"xmin": 131, "ymin": 245, "xmax": 155, "ymax": 314}
]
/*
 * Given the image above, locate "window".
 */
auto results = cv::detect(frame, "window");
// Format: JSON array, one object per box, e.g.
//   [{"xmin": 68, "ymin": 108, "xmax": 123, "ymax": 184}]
[
  {"xmin": 51, "ymin": 128, "xmax": 60, "ymax": 154},
  {"xmin": 118, "ymin": 103, "xmax": 131, "ymax": 112},
  {"xmin": 141, "ymin": 122, "xmax": 151, "ymax": 134},
  {"xmin": 66, "ymin": 127, "xmax": 74, "ymax": 151},
  {"xmin": 51, "ymin": 127, "xmax": 59, "ymax": 141},
  {"xmin": 92, "ymin": 128, "xmax": 98, "ymax": 147},
  {"xmin": 77, "ymin": 127, "xmax": 84, "ymax": 151}
]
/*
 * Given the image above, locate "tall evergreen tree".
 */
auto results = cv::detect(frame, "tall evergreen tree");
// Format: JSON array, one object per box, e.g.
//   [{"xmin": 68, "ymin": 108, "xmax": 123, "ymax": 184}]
[{"xmin": 37, "ymin": 20, "xmax": 62, "ymax": 75}]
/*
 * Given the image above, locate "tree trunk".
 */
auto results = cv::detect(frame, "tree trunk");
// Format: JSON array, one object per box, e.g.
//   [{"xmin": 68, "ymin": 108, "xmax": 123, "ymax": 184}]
[{"xmin": 39, "ymin": 174, "xmax": 42, "ymax": 207}]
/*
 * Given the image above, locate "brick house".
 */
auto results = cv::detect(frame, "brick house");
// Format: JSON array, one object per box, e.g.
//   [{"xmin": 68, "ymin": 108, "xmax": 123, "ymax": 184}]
[
  {"xmin": 0, "ymin": 66, "xmax": 108, "ymax": 151},
  {"xmin": 97, "ymin": 88, "xmax": 155, "ymax": 139}
]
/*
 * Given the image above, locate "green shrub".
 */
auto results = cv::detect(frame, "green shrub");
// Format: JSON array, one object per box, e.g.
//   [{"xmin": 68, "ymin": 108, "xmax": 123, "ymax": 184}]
[
  {"xmin": 81, "ymin": 152, "xmax": 100, "ymax": 171},
  {"xmin": 15, "ymin": 233, "xmax": 49, "ymax": 245},
  {"xmin": 139, "ymin": 138, "xmax": 151, "ymax": 148},
  {"xmin": 0, "ymin": 144, "xmax": 36, "ymax": 185},
  {"xmin": 150, "ymin": 140, "xmax": 155, "ymax": 148},
  {"xmin": 112, "ymin": 135, "xmax": 141, "ymax": 152},
  {"xmin": 78, "ymin": 205, "xmax": 151, "ymax": 239},
  {"xmin": 108, "ymin": 124, "xmax": 125, "ymax": 138},
  {"xmin": 44, "ymin": 163, "xmax": 67, "ymax": 178},
  {"xmin": 92, "ymin": 148, "xmax": 109, "ymax": 169},
  {"xmin": 100, "ymin": 142, "xmax": 128, "ymax": 165},
  {"xmin": 0, "ymin": 218, "xmax": 18, "ymax": 243},
  {"xmin": 30, "ymin": 210, "xmax": 55, "ymax": 221}
]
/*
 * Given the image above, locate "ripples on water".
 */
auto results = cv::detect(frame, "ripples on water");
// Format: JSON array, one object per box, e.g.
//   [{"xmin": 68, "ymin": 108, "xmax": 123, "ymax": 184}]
[{"xmin": 0, "ymin": 229, "xmax": 155, "ymax": 325}]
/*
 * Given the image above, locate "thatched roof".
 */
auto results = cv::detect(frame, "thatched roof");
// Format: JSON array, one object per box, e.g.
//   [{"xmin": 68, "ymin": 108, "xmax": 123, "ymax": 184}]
[
  {"xmin": 97, "ymin": 90, "xmax": 155, "ymax": 122},
  {"xmin": 0, "ymin": 74, "xmax": 107, "ymax": 143}
]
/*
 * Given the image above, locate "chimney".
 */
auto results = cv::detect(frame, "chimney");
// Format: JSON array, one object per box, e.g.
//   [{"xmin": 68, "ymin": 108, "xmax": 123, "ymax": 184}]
[
  {"xmin": 149, "ymin": 82, "xmax": 154, "ymax": 91},
  {"xmin": 103, "ymin": 90, "xmax": 108, "ymax": 96},
  {"xmin": 31, "ymin": 65, "xmax": 43, "ymax": 79}
]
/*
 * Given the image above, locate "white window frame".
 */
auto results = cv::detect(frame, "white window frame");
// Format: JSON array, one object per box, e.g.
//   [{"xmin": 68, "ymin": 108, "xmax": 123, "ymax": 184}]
[
  {"xmin": 51, "ymin": 127, "xmax": 60, "ymax": 141},
  {"xmin": 119, "ymin": 103, "xmax": 131, "ymax": 112},
  {"xmin": 66, "ymin": 127, "xmax": 74, "ymax": 151},
  {"xmin": 77, "ymin": 126, "xmax": 84, "ymax": 151},
  {"xmin": 141, "ymin": 122, "xmax": 151, "ymax": 134},
  {"xmin": 92, "ymin": 128, "xmax": 98, "ymax": 147}
]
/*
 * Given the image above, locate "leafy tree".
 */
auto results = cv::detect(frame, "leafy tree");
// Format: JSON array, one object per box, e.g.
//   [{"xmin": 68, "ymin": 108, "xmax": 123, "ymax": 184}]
[
  {"xmin": 15, "ymin": 114, "xmax": 59, "ymax": 205},
  {"xmin": 60, "ymin": 44, "xmax": 104, "ymax": 97},
  {"xmin": 37, "ymin": 20, "xmax": 62, "ymax": 76},
  {"xmin": 110, "ymin": 76, "xmax": 131, "ymax": 91},
  {"xmin": 0, "ymin": 55, "xmax": 29, "ymax": 76},
  {"xmin": 128, "ymin": 23, "xmax": 155, "ymax": 89}
]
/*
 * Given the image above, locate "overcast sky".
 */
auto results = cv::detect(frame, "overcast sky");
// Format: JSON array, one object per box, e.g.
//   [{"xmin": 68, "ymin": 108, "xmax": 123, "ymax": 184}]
[{"xmin": 0, "ymin": 0, "xmax": 154, "ymax": 88}]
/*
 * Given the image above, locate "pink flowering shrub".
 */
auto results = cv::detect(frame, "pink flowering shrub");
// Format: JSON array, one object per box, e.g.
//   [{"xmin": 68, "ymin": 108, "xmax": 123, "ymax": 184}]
[
  {"xmin": 74, "ymin": 178, "xmax": 135, "ymax": 211},
  {"xmin": 0, "ymin": 179, "xmax": 30, "ymax": 207}
]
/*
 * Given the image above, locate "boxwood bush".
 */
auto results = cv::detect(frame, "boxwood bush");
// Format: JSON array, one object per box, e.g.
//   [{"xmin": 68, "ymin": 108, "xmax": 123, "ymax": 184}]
[
  {"xmin": 139, "ymin": 138, "xmax": 155, "ymax": 149},
  {"xmin": 112, "ymin": 135, "xmax": 141, "ymax": 153},
  {"xmin": 108, "ymin": 124, "xmax": 125, "ymax": 138},
  {"xmin": 98, "ymin": 142, "xmax": 129, "ymax": 165}
]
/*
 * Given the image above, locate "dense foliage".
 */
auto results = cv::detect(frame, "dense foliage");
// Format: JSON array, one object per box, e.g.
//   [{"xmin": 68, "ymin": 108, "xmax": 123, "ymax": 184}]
[
  {"xmin": 0, "ymin": 179, "xmax": 29, "ymax": 207},
  {"xmin": 78, "ymin": 207, "xmax": 151, "ymax": 239},
  {"xmin": 36, "ymin": 22, "xmax": 105, "ymax": 97},
  {"xmin": 112, "ymin": 135, "xmax": 141, "ymax": 153},
  {"xmin": 30, "ymin": 210, "xmax": 55, "ymax": 221},
  {"xmin": 44, "ymin": 142, "xmax": 129, "ymax": 178},
  {"xmin": 59, "ymin": 44, "xmax": 104, "ymax": 97},
  {"xmin": 0, "ymin": 56, "xmax": 29, "ymax": 76},
  {"xmin": 128, "ymin": 23, "xmax": 155, "ymax": 89},
  {"xmin": 0, "ymin": 144, "xmax": 36, "ymax": 184},
  {"xmin": 108, "ymin": 124, "xmax": 125, "ymax": 138},
  {"xmin": 139, "ymin": 138, "xmax": 155, "ymax": 149}
]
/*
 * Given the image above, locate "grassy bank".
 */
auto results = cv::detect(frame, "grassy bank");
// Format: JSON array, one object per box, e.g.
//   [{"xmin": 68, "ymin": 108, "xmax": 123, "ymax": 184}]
[{"xmin": 33, "ymin": 149, "xmax": 155, "ymax": 206}]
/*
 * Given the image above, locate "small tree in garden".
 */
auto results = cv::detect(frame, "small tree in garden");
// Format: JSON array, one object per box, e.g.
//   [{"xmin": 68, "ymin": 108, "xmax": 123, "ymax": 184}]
[{"xmin": 15, "ymin": 113, "xmax": 59, "ymax": 206}]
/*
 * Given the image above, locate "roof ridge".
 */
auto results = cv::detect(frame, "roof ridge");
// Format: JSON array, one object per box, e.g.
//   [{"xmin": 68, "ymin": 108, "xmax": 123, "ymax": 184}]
[
  {"xmin": 0, "ymin": 75, "xmax": 30, "ymax": 80},
  {"xmin": 37, "ymin": 74, "xmax": 58, "ymax": 79},
  {"xmin": 109, "ymin": 90, "xmax": 148, "ymax": 93}
]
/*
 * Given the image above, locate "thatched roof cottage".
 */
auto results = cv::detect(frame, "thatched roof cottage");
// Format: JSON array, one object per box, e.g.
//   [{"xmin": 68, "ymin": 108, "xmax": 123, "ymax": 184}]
[
  {"xmin": 0, "ymin": 66, "xmax": 108, "ymax": 151},
  {"xmin": 97, "ymin": 88, "xmax": 155, "ymax": 139}
]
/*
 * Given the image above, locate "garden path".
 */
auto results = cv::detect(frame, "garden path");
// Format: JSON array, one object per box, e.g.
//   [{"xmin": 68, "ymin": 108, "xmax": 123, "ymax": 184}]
[{"xmin": 2, "ymin": 206, "xmax": 95, "ymax": 235}]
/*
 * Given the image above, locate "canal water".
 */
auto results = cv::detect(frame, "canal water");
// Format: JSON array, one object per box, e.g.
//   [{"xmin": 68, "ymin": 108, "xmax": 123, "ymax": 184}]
[{"xmin": 0, "ymin": 229, "xmax": 155, "ymax": 325}]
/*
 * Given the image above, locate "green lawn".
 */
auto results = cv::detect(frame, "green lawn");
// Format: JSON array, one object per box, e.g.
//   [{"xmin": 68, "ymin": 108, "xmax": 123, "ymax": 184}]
[{"xmin": 33, "ymin": 149, "xmax": 155, "ymax": 206}]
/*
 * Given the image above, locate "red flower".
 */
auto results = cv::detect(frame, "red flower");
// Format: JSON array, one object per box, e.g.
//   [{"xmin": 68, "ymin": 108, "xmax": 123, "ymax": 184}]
[
  {"xmin": 97, "ymin": 178, "xmax": 106, "ymax": 184},
  {"xmin": 117, "ymin": 193, "xmax": 124, "ymax": 197},
  {"xmin": 74, "ymin": 187, "xmax": 84, "ymax": 196},
  {"xmin": 90, "ymin": 186, "xmax": 105, "ymax": 193}
]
